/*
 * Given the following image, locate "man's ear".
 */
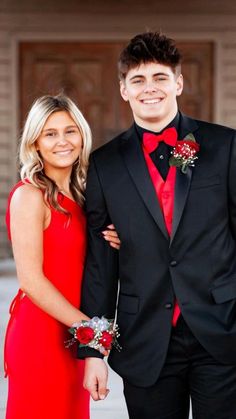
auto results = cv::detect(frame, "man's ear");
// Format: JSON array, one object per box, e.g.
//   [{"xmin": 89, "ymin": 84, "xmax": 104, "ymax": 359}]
[
  {"xmin": 120, "ymin": 80, "xmax": 129, "ymax": 102},
  {"xmin": 176, "ymin": 74, "xmax": 184, "ymax": 97}
]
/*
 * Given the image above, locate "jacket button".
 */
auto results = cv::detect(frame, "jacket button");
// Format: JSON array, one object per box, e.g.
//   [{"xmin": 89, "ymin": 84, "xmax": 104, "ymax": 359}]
[
  {"xmin": 164, "ymin": 303, "xmax": 173, "ymax": 309},
  {"xmin": 170, "ymin": 260, "xmax": 177, "ymax": 267}
]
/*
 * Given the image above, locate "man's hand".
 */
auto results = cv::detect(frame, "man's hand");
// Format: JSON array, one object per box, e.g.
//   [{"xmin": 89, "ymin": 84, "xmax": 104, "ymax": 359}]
[{"xmin": 83, "ymin": 358, "xmax": 109, "ymax": 401}]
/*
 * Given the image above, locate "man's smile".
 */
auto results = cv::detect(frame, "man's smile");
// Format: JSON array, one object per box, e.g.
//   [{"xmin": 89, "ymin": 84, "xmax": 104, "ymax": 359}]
[{"xmin": 141, "ymin": 98, "xmax": 164, "ymax": 104}]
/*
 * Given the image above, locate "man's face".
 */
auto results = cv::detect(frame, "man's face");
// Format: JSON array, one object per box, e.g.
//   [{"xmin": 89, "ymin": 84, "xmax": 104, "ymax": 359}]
[{"xmin": 120, "ymin": 62, "xmax": 183, "ymax": 130}]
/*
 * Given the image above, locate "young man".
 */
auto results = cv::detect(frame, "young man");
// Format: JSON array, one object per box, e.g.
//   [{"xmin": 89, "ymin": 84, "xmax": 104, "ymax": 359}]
[{"xmin": 79, "ymin": 32, "xmax": 236, "ymax": 418}]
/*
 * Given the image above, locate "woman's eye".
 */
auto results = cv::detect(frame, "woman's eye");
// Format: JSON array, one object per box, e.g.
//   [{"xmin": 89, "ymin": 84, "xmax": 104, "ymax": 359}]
[{"xmin": 66, "ymin": 130, "xmax": 76, "ymax": 134}]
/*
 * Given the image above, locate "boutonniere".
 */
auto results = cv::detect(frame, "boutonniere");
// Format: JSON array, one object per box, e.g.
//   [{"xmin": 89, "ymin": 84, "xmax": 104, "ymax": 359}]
[{"xmin": 169, "ymin": 133, "xmax": 200, "ymax": 174}]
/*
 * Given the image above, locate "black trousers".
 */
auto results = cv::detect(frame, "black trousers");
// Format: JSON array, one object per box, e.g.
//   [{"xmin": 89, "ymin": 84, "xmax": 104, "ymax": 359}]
[{"xmin": 123, "ymin": 316, "xmax": 236, "ymax": 419}]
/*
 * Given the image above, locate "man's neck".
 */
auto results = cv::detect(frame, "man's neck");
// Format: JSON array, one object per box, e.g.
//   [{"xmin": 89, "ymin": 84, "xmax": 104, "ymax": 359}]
[{"xmin": 134, "ymin": 111, "xmax": 179, "ymax": 134}]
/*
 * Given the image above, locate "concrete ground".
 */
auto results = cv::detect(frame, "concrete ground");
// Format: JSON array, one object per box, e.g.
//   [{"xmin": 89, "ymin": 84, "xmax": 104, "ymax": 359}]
[{"xmin": 0, "ymin": 259, "xmax": 192, "ymax": 419}]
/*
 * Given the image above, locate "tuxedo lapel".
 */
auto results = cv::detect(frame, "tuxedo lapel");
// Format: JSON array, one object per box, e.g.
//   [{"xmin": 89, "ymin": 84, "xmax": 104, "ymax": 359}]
[
  {"xmin": 120, "ymin": 125, "xmax": 169, "ymax": 240},
  {"xmin": 171, "ymin": 166, "xmax": 192, "ymax": 243},
  {"xmin": 170, "ymin": 114, "xmax": 199, "ymax": 244}
]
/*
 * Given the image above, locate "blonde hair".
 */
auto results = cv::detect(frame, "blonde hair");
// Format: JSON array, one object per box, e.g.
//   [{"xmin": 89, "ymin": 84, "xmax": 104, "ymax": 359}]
[{"xmin": 19, "ymin": 95, "xmax": 92, "ymax": 211}]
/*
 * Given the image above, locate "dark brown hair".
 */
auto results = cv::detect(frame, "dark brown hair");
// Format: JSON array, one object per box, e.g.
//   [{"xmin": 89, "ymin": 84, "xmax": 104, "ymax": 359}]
[{"xmin": 118, "ymin": 32, "xmax": 182, "ymax": 80}]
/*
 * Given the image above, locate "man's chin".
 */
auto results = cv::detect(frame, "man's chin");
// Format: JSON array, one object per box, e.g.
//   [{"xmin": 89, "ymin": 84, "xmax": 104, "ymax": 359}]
[{"xmin": 142, "ymin": 114, "xmax": 163, "ymax": 122}]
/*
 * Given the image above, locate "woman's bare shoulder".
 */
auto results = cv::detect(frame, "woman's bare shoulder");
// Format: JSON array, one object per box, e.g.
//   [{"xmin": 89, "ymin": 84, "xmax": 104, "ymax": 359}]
[{"xmin": 10, "ymin": 182, "xmax": 44, "ymax": 212}]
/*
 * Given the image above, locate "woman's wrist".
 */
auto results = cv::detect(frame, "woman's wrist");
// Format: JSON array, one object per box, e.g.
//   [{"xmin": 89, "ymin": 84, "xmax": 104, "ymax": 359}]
[{"xmin": 65, "ymin": 316, "xmax": 121, "ymax": 354}]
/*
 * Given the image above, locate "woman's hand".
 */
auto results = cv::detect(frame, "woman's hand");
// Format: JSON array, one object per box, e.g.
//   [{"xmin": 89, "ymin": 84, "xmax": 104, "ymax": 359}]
[{"xmin": 102, "ymin": 224, "xmax": 121, "ymax": 249}]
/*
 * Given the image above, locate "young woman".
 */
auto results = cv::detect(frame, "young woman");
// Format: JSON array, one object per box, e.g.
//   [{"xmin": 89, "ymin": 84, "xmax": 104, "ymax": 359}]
[{"xmin": 4, "ymin": 95, "xmax": 120, "ymax": 419}]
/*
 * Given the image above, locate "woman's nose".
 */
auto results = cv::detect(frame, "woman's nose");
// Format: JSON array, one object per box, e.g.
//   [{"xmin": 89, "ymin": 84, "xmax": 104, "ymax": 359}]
[{"xmin": 57, "ymin": 134, "xmax": 68, "ymax": 145}]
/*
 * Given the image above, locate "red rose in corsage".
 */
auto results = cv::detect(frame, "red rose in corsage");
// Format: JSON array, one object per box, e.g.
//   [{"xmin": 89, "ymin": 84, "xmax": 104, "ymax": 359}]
[
  {"xmin": 65, "ymin": 316, "xmax": 121, "ymax": 354},
  {"xmin": 169, "ymin": 133, "xmax": 200, "ymax": 174},
  {"xmin": 76, "ymin": 326, "xmax": 95, "ymax": 344},
  {"xmin": 99, "ymin": 331, "xmax": 114, "ymax": 350}
]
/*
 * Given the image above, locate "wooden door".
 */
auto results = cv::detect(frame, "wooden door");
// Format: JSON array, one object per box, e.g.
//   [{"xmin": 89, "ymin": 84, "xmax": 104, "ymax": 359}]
[
  {"xmin": 177, "ymin": 42, "xmax": 213, "ymax": 121},
  {"xmin": 19, "ymin": 41, "xmax": 213, "ymax": 149}
]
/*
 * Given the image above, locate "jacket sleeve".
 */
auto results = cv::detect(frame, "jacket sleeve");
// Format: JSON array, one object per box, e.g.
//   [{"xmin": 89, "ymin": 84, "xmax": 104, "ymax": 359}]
[
  {"xmin": 77, "ymin": 153, "xmax": 119, "ymax": 359},
  {"xmin": 228, "ymin": 130, "xmax": 236, "ymax": 240}
]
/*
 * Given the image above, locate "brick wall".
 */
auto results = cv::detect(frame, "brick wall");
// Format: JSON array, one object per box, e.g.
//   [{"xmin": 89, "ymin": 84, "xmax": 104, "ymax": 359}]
[
  {"xmin": 219, "ymin": 41, "xmax": 236, "ymax": 127},
  {"xmin": 0, "ymin": 30, "xmax": 15, "ymax": 258}
]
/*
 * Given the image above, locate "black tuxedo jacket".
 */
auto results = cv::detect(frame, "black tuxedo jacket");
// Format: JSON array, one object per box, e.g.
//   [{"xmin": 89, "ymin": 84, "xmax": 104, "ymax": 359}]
[{"xmin": 80, "ymin": 113, "xmax": 236, "ymax": 387}]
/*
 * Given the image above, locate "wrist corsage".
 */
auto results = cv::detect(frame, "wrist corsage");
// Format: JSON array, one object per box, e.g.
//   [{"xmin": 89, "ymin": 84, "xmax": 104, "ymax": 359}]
[{"xmin": 65, "ymin": 316, "xmax": 121, "ymax": 354}]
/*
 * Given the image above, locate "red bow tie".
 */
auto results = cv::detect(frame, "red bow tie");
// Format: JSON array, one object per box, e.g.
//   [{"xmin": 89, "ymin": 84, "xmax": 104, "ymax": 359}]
[{"xmin": 143, "ymin": 127, "xmax": 178, "ymax": 154}]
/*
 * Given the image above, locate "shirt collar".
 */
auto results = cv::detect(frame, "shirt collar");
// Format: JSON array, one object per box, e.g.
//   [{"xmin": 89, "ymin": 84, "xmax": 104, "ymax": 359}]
[{"xmin": 135, "ymin": 112, "xmax": 180, "ymax": 142}]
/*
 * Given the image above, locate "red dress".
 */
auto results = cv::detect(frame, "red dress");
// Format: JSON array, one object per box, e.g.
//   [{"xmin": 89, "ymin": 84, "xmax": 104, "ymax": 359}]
[{"xmin": 4, "ymin": 181, "xmax": 90, "ymax": 419}]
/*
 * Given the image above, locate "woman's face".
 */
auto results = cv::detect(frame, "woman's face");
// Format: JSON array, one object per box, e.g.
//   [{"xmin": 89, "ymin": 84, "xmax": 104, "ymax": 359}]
[{"xmin": 36, "ymin": 111, "xmax": 83, "ymax": 173}]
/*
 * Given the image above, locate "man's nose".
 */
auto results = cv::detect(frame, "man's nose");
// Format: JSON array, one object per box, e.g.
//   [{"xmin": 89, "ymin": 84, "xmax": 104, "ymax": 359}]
[{"xmin": 143, "ymin": 81, "xmax": 158, "ymax": 92}]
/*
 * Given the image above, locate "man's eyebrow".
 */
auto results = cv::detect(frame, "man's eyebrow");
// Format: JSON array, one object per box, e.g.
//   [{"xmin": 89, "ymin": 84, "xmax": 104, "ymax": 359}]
[
  {"xmin": 129, "ymin": 74, "xmax": 144, "ymax": 80},
  {"xmin": 129, "ymin": 72, "xmax": 169, "ymax": 81},
  {"xmin": 153, "ymin": 72, "xmax": 170, "ymax": 77}
]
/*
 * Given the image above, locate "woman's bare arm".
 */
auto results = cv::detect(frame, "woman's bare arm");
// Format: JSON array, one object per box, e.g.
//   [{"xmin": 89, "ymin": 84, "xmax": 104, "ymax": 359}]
[{"xmin": 10, "ymin": 184, "xmax": 89, "ymax": 327}]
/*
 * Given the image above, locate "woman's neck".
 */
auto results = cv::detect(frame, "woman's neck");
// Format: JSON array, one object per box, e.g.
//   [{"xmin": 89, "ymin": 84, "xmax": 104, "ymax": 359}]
[{"xmin": 44, "ymin": 168, "xmax": 72, "ymax": 194}]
